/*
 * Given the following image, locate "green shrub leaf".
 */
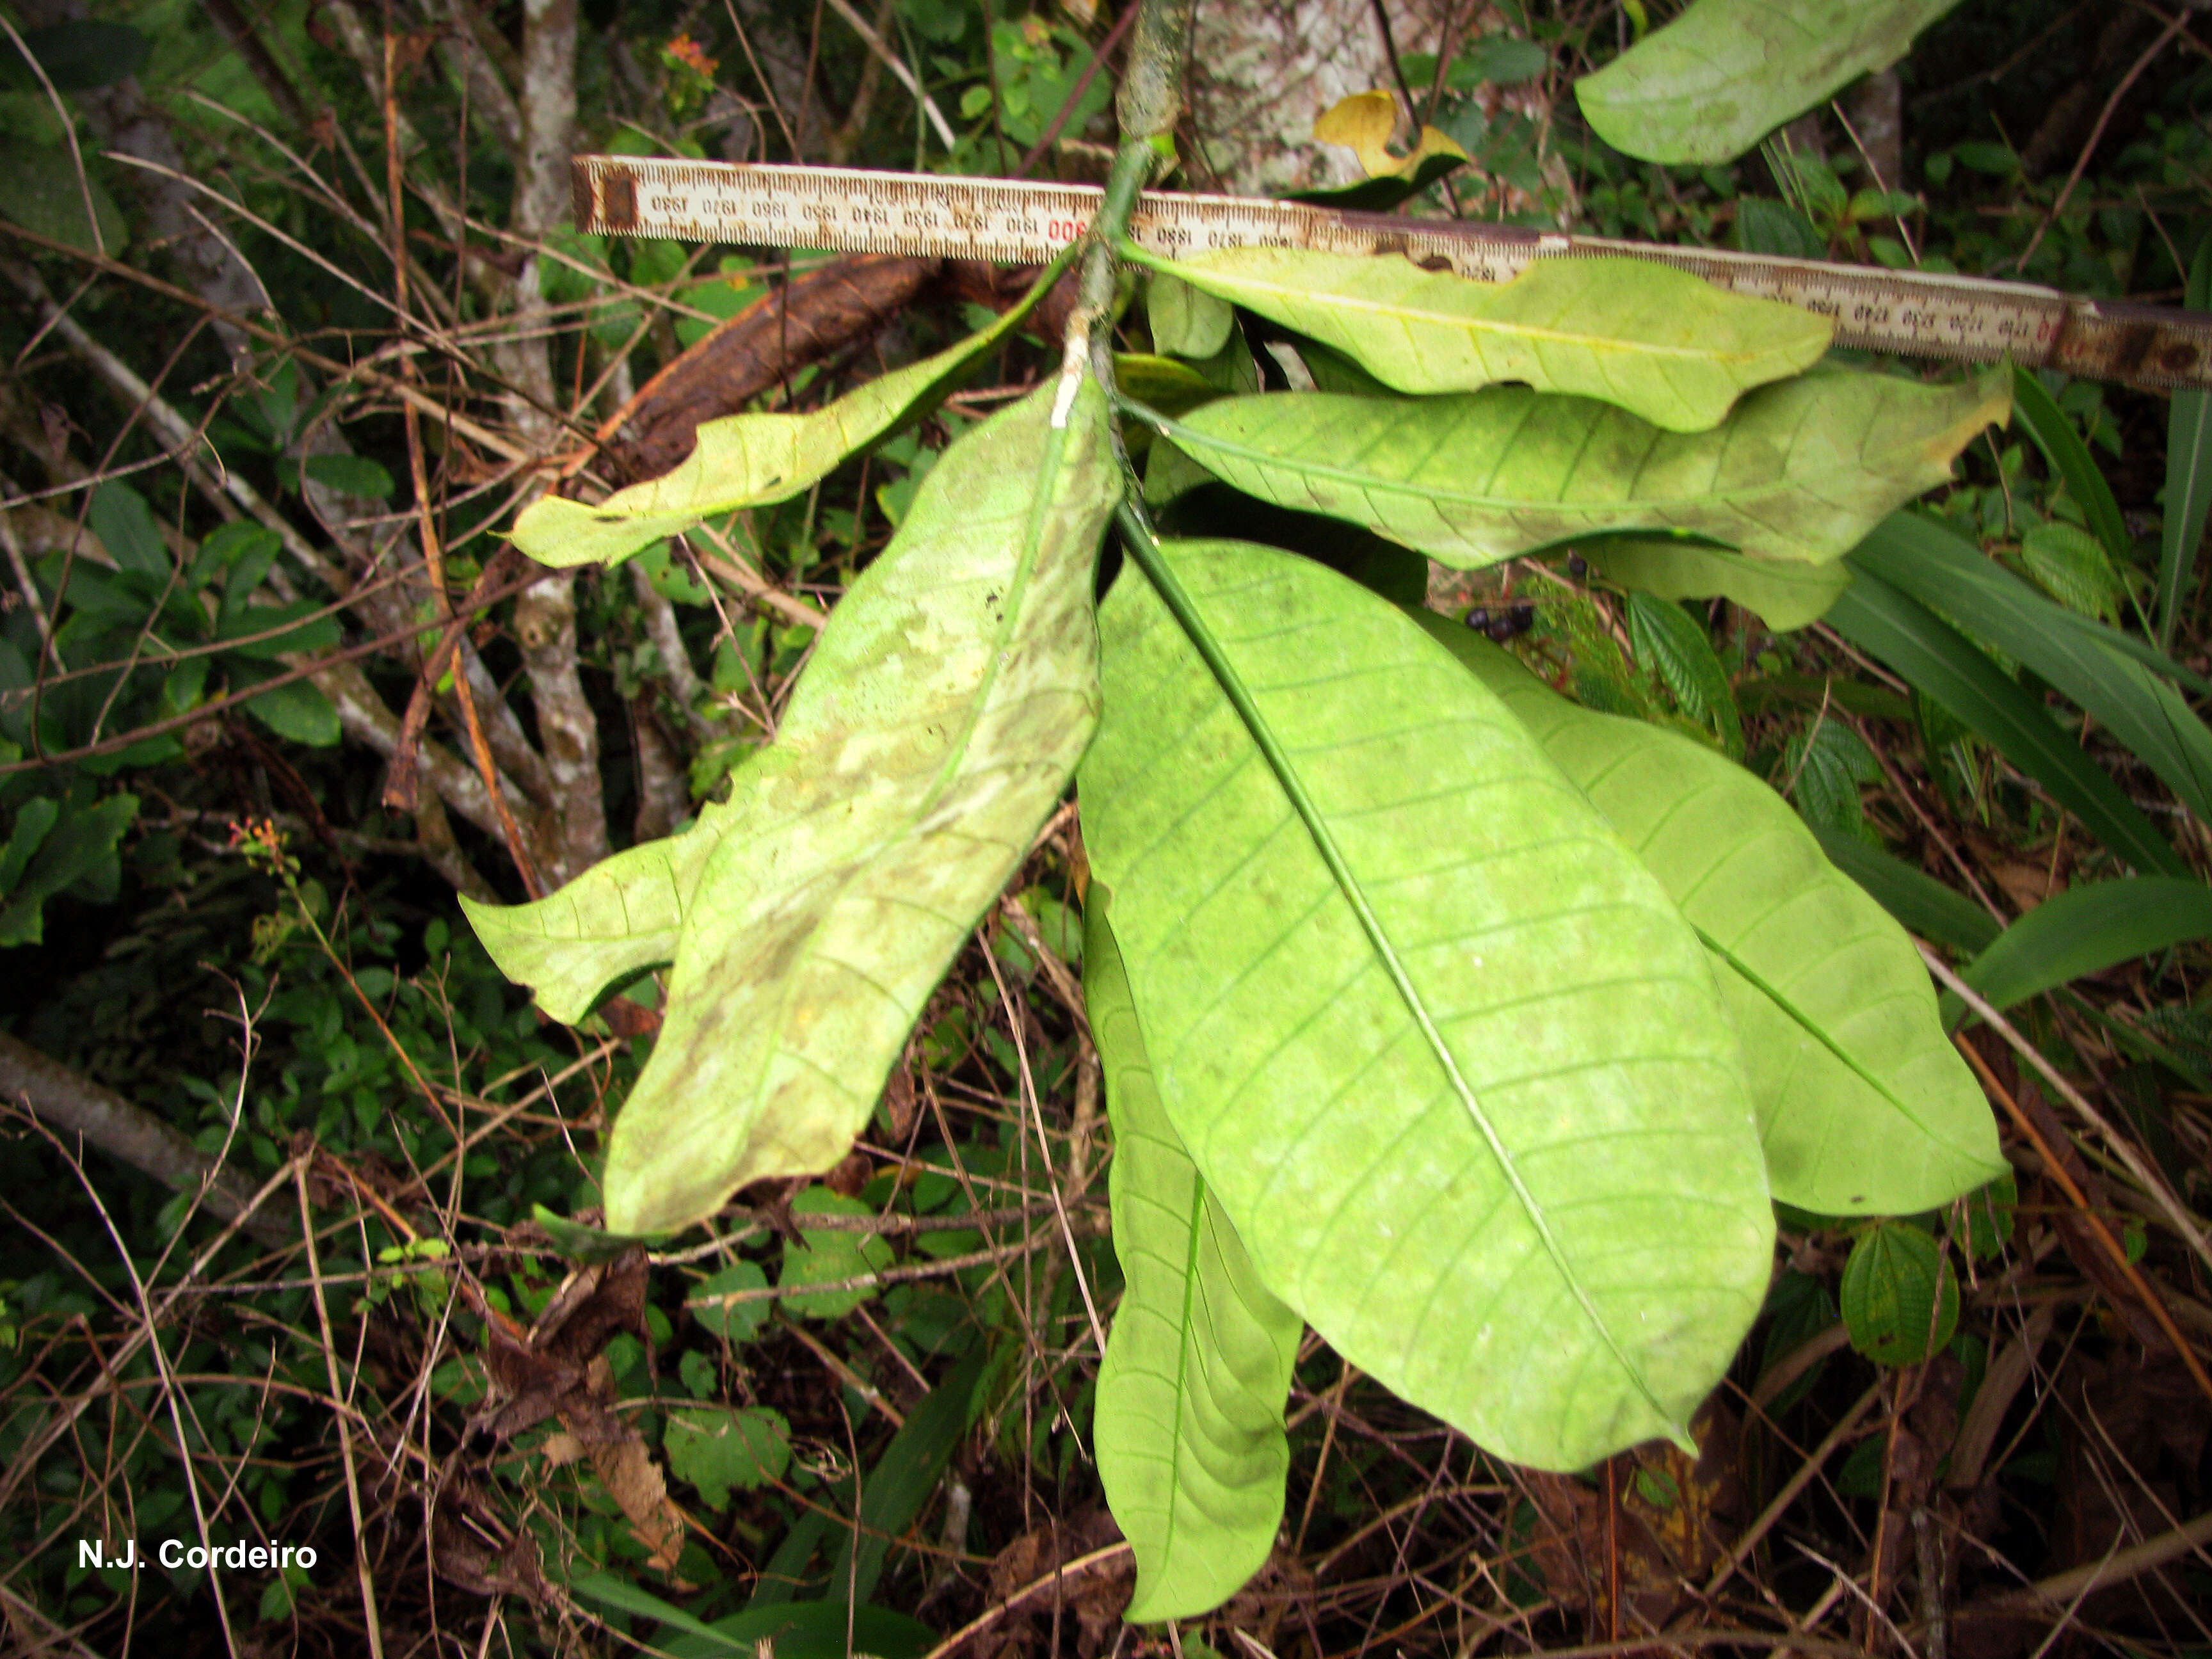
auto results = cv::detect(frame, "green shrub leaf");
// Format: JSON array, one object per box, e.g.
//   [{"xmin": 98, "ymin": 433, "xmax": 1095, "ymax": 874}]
[
  {"xmin": 529, "ymin": 372, "xmax": 1116, "ymax": 1234},
  {"xmin": 664, "ymin": 1405, "xmax": 791, "ymax": 1507},
  {"xmin": 1080, "ymin": 536, "xmax": 1772, "ymax": 1471},
  {"xmin": 1148, "ymin": 368, "xmax": 2007, "ymax": 571},
  {"xmin": 1583, "ymin": 539, "xmax": 1853, "ymax": 632},
  {"xmin": 1418, "ymin": 623, "xmax": 2003, "ymax": 1217},
  {"xmin": 1839, "ymin": 1221, "xmax": 1959, "ymax": 1366},
  {"xmin": 1624, "ymin": 593, "xmax": 1743, "ymax": 755},
  {"xmin": 512, "ymin": 253, "xmax": 1071, "ymax": 569},
  {"xmin": 779, "ymin": 1189, "xmax": 894, "ymax": 1318},
  {"xmin": 1121, "ymin": 246, "xmax": 1828, "ymax": 432},
  {"xmin": 1087, "ymin": 891, "xmax": 1300, "ymax": 1621},
  {"xmin": 1575, "ymin": 0, "xmax": 1966, "ymax": 166}
]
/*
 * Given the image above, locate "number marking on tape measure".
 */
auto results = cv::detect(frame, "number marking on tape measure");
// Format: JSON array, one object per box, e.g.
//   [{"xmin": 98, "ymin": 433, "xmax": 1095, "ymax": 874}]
[{"xmin": 572, "ymin": 156, "xmax": 2212, "ymax": 391}]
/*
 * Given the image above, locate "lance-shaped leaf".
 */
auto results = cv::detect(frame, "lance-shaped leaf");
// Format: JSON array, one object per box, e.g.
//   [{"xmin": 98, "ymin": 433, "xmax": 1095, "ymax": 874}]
[
  {"xmin": 1583, "ymin": 539, "xmax": 1852, "ymax": 632},
  {"xmin": 1087, "ymin": 890, "xmax": 1301, "ymax": 1623},
  {"xmin": 1121, "ymin": 244, "xmax": 1829, "ymax": 432},
  {"xmin": 1415, "ymin": 620, "xmax": 2003, "ymax": 1217},
  {"xmin": 543, "ymin": 374, "xmax": 1117, "ymax": 1233},
  {"xmin": 1149, "ymin": 368, "xmax": 2007, "ymax": 571},
  {"xmin": 513, "ymin": 256, "xmax": 1070, "ymax": 569},
  {"xmin": 1079, "ymin": 536, "xmax": 1772, "ymax": 1471},
  {"xmin": 1575, "ymin": 0, "xmax": 1966, "ymax": 166},
  {"xmin": 1950, "ymin": 878, "xmax": 2212, "ymax": 1022}
]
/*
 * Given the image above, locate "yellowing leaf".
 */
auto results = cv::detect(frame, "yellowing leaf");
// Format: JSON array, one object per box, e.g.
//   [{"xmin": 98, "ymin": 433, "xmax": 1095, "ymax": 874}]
[
  {"xmin": 1313, "ymin": 90, "xmax": 1468, "ymax": 181},
  {"xmin": 1151, "ymin": 367, "xmax": 2008, "ymax": 569},
  {"xmin": 511, "ymin": 252, "xmax": 1070, "ymax": 569},
  {"xmin": 1121, "ymin": 244, "xmax": 1829, "ymax": 432}
]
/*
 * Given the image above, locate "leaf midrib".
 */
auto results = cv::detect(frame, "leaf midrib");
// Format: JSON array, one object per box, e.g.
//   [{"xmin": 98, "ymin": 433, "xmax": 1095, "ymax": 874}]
[{"xmin": 1119, "ymin": 522, "xmax": 1678, "ymax": 1436}]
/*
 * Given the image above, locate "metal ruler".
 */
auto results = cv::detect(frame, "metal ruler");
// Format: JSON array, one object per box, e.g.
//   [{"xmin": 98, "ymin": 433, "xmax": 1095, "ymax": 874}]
[{"xmin": 572, "ymin": 155, "xmax": 2212, "ymax": 392}]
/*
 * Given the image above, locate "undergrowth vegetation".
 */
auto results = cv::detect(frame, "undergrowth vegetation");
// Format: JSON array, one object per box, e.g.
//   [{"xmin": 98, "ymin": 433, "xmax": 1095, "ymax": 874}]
[{"xmin": 2, "ymin": 1, "xmax": 2211, "ymax": 1656}]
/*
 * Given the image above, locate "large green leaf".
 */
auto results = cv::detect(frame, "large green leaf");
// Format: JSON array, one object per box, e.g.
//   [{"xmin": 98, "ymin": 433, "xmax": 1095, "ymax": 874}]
[
  {"xmin": 1848, "ymin": 513, "xmax": 2212, "ymax": 828},
  {"xmin": 1087, "ymin": 891, "xmax": 1301, "ymax": 1621},
  {"xmin": 1079, "ymin": 536, "xmax": 1772, "ymax": 1471},
  {"xmin": 1575, "ymin": 0, "xmax": 1966, "ymax": 166},
  {"xmin": 1826, "ymin": 570, "xmax": 2190, "ymax": 878},
  {"xmin": 478, "ymin": 374, "xmax": 1119, "ymax": 1233},
  {"xmin": 1146, "ymin": 368, "xmax": 2007, "ymax": 572},
  {"xmin": 1121, "ymin": 245, "xmax": 1829, "ymax": 433},
  {"xmin": 1582, "ymin": 539, "xmax": 1853, "ymax": 632},
  {"xmin": 2160, "ymin": 240, "xmax": 2212, "ymax": 650},
  {"xmin": 1416, "ymin": 622, "xmax": 2003, "ymax": 1218},
  {"xmin": 513, "ymin": 252, "xmax": 1071, "ymax": 568},
  {"xmin": 1953, "ymin": 878, "xmax": 2212, "ymax": 1020}
]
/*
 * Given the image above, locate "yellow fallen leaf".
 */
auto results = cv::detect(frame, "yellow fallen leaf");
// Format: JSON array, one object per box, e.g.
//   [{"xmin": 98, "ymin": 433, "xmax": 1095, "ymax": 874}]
[{"xmin": 1313, "ymin": 90, "xmax": 1468, "ymax": 181}]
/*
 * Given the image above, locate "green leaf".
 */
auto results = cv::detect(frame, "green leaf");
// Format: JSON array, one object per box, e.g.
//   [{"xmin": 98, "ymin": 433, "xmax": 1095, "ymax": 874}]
[
  {"xmin": 2019, "ymin": 521, "xmax": 2123, "ymax": 623},
  {"xmin": 2160, "ymin": 239, "xmax": 2212, "ymax": 650},
  {"xmin": 1839, "ymin": 1221, "xmax": 1958, "ymax": 1366},
  {"xmin": 1418, "ymin": 623, "xmax": 2001, "ymax": 1218},
  {"xmin": 1848, "ymin": 515, "xmax": 2212, "ymax": 832},
  {"xmin": 566, "ymin": 373, "xmax": 1116, "ymax": 1235},
  {"xmin": 303, "ymin": 454, "xmax": 396, "ymax": 501},
  {"xmin": 1574, "ymin": 0, "xmax": 1966, "ymax": 166},
  {"xmin": 0, "ymin": 139, "xmax": 130, "ymax": 255},
  {"xmin": 1114, "ymin": 355, "xmax": 1221, "ymax": 419},
  {"xmin": 1087, "ymin": 892, "xmax": 1300, "ymax": 1621},
  {"xmin": 1624, "ymin": 593, "xmax": 1742, "ymax": 755},
  {"xmin": 0, "ymin": 21, "xmax": 149, "ymax": 89},
  {"xmin": 1080, "ymin": 536, "xmax": 1772, "ymax": 1471},
  {"xmin": 1148, "ymin": 271, "xmax": 1235, "ymax": 360},
  {"xmin": 1802, "ymin": 824, "xmax": 2000, "ymax": 956},
  {"xmin": 1953, "ymin": 878, "xmax": 2212, "ymax": 1020},
  {"xmin": 1825, "ymin": 570, "xmax": 2188, "ymax": 878},
  {"xmin": 0, "ymin": 797, "xmax": 59, "ymax": 896},
  {"xmin": 1121, "ymin": 246, "xmax": 1829, "ymax": 432},
  {"xmin": 1148, "ymin": 368, "xmax": 2007, "ymax": 571},
  {"xmin": 1733, "ymin": 197, "xmax": 1825, "ymax": 260},
  {"xmin": 2012, "ymin": 367, "xmax": 2129, "ymax": 567},
  {"xmin": 828, "ymin": 1348, "xmax": 986, "ymax": 1603},
  {"xmin": 88, "ymin": 482, "xmax": 167, "ymax": 577},
  {"xmin": 778, "ymin": 1189, "xmax": 894, "ymax": 1318},
  {"xmin": 665, "ymin": 1406, "xmax": 791, "ymax": 1507},
  {"xmin": 0, "ymin": 794, "xmax": 134, "ymax": 948},
  {"xmin": 242, "ymin": 677, "xmax": 341, "ymax": 747},
  {"xmin": 512, "ymin": 252, "xmax": 1072, "ymax": 569},
  {"xmin": 686, "ymin": 1260, "xmax": 771, "ymax": 1342},
  {"xmin": 1584, "ymin": 539, "xmax": 1852, "ymax": 631}
]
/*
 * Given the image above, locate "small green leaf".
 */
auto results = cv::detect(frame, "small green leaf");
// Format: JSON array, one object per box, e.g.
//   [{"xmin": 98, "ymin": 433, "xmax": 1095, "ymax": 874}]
[
  {"xmin": 1148, "ymin": 271, "xmax": 1235, "ymax": 359},
  {"xmin": 687, "ymin": 1260, "xmax": 771, "ymax": 1342},
  {"xmin": 550, "ymin": 375, "xmax": 1117, "ymax": 1233},
  {"xmin": 1421, "ymin": 625, "xmax": 2003, "ymax": 1217},
  {"xmin": 664, "ymin": 1406, "xmax": 791, "ymax": 1507},
  {"xmin": 87, "ymin": 482, "xmax": 167, "ymax": 577},
  {"xmin": 1840, "ymin": 1221, "xmax": 1959, "ymax": 1366},
  {"xmin": 1585, "ymin": 539, "xmax": 1852, "ymax": 632},
  {"xmin": 1081, "ymin": 536, "xmax": 1772, "ymax": 1471},
  {"xmin": 512, "ymin": 252, "xmax": 1071, "ymax": 569},
  {"xmin": 779, "ymin": 1189, "xmax": 894, "ymax": 1318},
  {"xmin": 1088, "ymin": 892, "xmax": 1300, "ymax": 1621},
  {"xmin": 1123, "ymin": 246, "xmax": 1829, "ymax": 431},
  {"xmin": 2019, "ymin": 522, "xmax": 2124, "ymax": 623},
  {"xmin": 1625, "ymin": 593, "xmax": 1742, "ymax": 755},
  {"xmin": 242, "ymin": 677, "xmax": 341, "ymax": 748},
  {"xmin": 303, "ymin": 454, "xmax": 396, "ymax": 501},
  {"xmin": 1575, "ymin": 0, "xmax": 1967, "ymax": 166},
  {"xmin": 0, "ymin": 794, "xmax": 134, "ymax": 948},
  {"xmin": 1150, "ymin": 368, "xmax": 2007, "ymax": 570},
  {"xmin": 2012, "ymin": 367, "xmax": 2129, "ymax": 567},
  {"xmin": 0, "ymin": 139, "xmax": 130, "ymax": 255}
]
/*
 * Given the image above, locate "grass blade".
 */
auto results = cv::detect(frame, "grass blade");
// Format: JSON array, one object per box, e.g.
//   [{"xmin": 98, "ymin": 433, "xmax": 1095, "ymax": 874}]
[{"xmin": 2160, "ymin": 240, "xmax": 2212, "ymax": 649}]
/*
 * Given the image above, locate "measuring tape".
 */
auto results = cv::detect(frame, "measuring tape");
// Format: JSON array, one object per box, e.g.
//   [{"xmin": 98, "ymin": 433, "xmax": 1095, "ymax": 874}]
[{"xmin": 571, "ymin": 155, "xmax": 2212, "ymax": 392}]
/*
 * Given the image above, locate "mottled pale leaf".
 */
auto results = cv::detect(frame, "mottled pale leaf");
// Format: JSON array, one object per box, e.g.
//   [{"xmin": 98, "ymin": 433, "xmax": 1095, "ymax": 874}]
[
  {"xmin": 1583, "ymin": 539, "xmax": 1852, "ymax": 631},
  {"xmin": 1151, "ymin": 369, "xmax": 2006, "ymax": 572},
  {"xmin": 1088, "ymin": 891, "xmax": 1300, "ymax": 1621},
  {"xmin": 479, "ymin": 374, "xmax": 1118, "ymax": 1233},
  {"xmin": 1080, "ymin": 537, "xmax": 1772, "ymax": 1471},
  {"xmin": 1418, "ymin": 622, "xmax": 2004, "ymax": 1217},
  {"xmin": 1123, "ymin": 245, "xmax": 1828, "ymax": 432},
  {"xmin": 1576, "ymin": 0, "xmax": 1966, "ymax": 166},
  {"xmin": 513, "ymin": 259, "xmax": 1068, "ymax": 569}
]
